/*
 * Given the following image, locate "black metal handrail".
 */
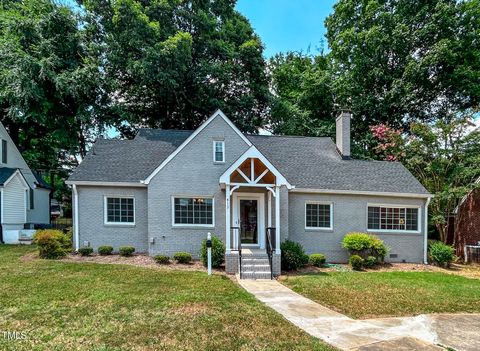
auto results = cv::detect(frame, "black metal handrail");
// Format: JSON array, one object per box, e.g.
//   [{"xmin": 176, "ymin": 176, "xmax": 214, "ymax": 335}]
[
  {"xmin": 231, "ymin": 226, "xmax": 242, "ymax": 278},
  {"xmin": 266, "ymin": 227, "xmax": 275, "ymax": 280}
]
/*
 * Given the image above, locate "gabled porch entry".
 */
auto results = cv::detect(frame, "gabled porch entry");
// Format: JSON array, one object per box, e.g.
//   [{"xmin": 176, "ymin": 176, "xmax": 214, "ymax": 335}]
[
  {"xmin": 232, "ymin": 192, "xmax": 265, "ymax": 249},
  {"xmin": 220, "ymin": 146, "xmax": 291, "ymax": 277}
]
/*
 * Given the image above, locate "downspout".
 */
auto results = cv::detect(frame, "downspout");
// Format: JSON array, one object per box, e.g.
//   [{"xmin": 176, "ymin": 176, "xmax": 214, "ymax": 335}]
[
  {"xmin": 423, "ymin": 197, "xmax": 431, "ymax": 264},
  {"xmin": 73, "ymin": 184, "xmax": 79, "ymax": 251}
]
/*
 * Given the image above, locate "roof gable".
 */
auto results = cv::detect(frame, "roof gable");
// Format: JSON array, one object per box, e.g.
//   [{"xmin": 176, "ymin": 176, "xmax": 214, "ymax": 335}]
[
  {"xmin": 143, "ymin": 110, "xmax": 252, "ymax": 184},
  {"xmin": 0, "ymin": 123, "xmax": 30, "ymax": 170},
  {"xmin": 219, "ymin": 146, "xmax": 292, "ymax": 188}
]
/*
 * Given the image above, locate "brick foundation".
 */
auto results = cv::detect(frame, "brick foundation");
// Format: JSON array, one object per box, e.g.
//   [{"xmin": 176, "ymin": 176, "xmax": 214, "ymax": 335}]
[{"xmin": 225, "ymin": 252, "xmax": 239, "ymax": 274}]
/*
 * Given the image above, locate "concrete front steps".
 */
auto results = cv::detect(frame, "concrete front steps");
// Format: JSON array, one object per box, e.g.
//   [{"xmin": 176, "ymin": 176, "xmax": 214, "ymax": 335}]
[{"xmin": 240, "ymin": 251, "xmax": 272, "ymax": 280}]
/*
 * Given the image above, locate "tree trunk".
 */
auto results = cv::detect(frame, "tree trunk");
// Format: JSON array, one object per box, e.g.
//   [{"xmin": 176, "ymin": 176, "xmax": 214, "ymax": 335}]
[
  {"xmin": 436, "ymin": 223, "xmax": 446, "ymax": 243},
  {"xmin": 49, "ymin": 171, "xmax": 55, "ymax": 201}
]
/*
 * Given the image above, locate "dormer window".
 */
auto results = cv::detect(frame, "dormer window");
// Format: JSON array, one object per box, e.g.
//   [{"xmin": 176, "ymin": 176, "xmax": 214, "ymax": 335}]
[{"xmin": 213, "ymin": 140, "xmax": 225, "ymax": 163}]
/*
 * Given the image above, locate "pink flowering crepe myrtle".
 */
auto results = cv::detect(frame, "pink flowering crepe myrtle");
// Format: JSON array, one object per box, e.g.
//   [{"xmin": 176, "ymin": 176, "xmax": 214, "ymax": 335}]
[{"xmin": 369, "ymin": 124, "xmax": 406, "ymax": 161}]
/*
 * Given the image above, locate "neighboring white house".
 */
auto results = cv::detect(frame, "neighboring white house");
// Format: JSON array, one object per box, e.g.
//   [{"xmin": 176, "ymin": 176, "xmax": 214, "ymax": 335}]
[{"xmin": 0, "ymin": 123, "xmax": 51, "ymax": 244}]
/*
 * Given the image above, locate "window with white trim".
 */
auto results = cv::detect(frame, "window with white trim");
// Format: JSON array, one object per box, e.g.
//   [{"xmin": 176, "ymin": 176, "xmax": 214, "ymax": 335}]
[
  {"xmin": 213, "ymin": 140, "xmax": 225, "ymax": 163},
  {"xmin": 305, "ymin": 202, "xmax": 332, "ymax": 229},
  {"xmin": 174, "ymin": 197, "xmax": 213, "ymax": 225},
  {"xmin": 105, "ymin": 197, "xmax": 135, "ymax": 224},
  {"xmin": 367, "ymin": 206, "xmax": 418, "ymax": 231}
]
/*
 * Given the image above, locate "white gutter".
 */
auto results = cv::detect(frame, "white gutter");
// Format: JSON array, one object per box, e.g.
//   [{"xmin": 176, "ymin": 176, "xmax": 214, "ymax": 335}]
[
  {"xmin": 423, "ymin": 197, "xmax": 431, "ymax": 264},
  {"xmin": 73, "ymin": 184, "xmax": 79, "ymax": 251},
  {"xmin": 291, "ymin": 187, "xmax": 433, "ymax": 199},
  {"xmin": 65, "ymin": 181, "xmax": 146, "ymax": 187}
]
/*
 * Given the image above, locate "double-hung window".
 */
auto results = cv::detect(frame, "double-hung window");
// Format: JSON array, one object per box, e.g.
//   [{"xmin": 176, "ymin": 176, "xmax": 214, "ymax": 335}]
[
  {"xmin": 213, "ymin": 140, "xmax": 225, "ymax": 163},
  {"xmin": 29, "ymin": 188, "xmax": 34, "ymax": 210},
  {"xmin": 1, "ymin": 139, "xmax": 7, "ymax": 164},
  {"xmin": 104, "ymin": 196, "xmax": 135, "ymax": 225},
  {"xmin": 173, "ymin": 197, "xmax": 214, "ymax": 226},
  {"xmin": 305, "ymin": 202, "xmax": 333, "ymax": 230},
  {"xmin": 367, "ymin": 205, "xmax": 419, "ymax": 232}
]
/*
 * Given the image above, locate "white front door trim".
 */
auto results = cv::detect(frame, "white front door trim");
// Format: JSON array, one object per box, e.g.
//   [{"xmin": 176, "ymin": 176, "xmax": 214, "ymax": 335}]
[{"xmin": 232, "ymin": 192, "xmax": 265, "ymax": 249}]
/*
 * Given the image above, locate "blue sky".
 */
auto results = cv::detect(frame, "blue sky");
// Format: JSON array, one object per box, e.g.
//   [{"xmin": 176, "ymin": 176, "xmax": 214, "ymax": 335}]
[{"xmin": 236, "ymin": 0, "xmax": 337, "ymax": 57}]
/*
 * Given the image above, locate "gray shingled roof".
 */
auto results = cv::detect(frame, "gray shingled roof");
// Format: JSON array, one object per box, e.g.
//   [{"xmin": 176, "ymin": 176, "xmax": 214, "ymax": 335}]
[
  {"xmin": 0, "ymin": 167, "xmax": 33, "ymax": 189},
  {"xmin": 68, "ymin": 130, "xmax": 192, "ymax": 183},
  {"xmin": 246, "ymin": 135, "xmax": 429, "ymax": 194},
  {"xmin": 0, "ymin": 167, "xmax": 18, "ymax": 185},
  {"xmin": 68, "ymin": 128, "xmax": 429, "ymax": 195}
]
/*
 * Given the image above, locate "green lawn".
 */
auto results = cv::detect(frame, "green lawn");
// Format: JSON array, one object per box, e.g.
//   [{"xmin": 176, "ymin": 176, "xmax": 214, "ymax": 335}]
[
  {"xmin": 0, "ymin": 246, "xmax": 335, "ymax": 351},
  {"xmin": 281, "ymin": 271, "xmax": 480, "ymax": 319}
]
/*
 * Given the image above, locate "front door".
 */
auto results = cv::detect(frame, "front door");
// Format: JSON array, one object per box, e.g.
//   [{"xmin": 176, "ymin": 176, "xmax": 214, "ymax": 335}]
[
  {"xmin": 232, "ymin": 193, "xmax": 265, "ymax": 248},
  {"xmin": 239, "ymin": 199, "xmax": 258, "ymax": 244}
]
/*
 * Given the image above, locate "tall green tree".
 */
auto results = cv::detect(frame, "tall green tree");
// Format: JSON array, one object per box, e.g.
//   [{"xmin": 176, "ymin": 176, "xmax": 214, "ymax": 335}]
[
  {"xmin": 268, "ymin": 52, "xmax": 335, "ymax": 137},
  {"xmin": 0, "ymin": 0, "xmax": 104, "ymax": 170},
  {"xmin": 370, "ymin": 118, "xmax": 480, "ymax": 242},
  {"xmin": 326, "ymin": 0, "xmax": 480, "ymax": 155},
  {"xmin": 82, "ymin": 0, "xmax": 270, "ymax": 133}
]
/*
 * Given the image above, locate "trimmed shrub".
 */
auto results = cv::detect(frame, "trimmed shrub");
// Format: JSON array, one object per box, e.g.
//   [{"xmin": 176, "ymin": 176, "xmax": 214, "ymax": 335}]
[
  {"xmin": 342, "ymin": 232, "xmax": 372, "ymax": 252},
  {"xmin": 65, "ymin": 227, "xmax": 73, "ymax": 246},
  {"xmin": 154, "ymin": 255, "xmax": 170, "ymax": 264},
  {"xmin": 98, "ymin": 246, "xmax": 114, "ymax": 255},
  {"xmin": 119, "ymin": 246, "xmax": 135, "ymax": 257},
  {"xmin": 281, "ymin": 240, "xmax": 309, "ymax": 271},
  {"xmin": 370, "ymin": 237, "xmax": 388, "ymax": 262},
  {"xmin": 364, "ymin": 256, "xmax": 377, "ymax": 268},
  {"xmin": 309, "ymin": 253, "xmax": 326, "ymax": 267},
  {"xmin": 342, "ymin": 232, "xmax": 389, "ymax": 262},
  {"xmin": 78, "ymin": 247, "xmax": 94, "ymax": 256},
  {"xmin": 200, "ymin": 235, "xmax": 225, "ymax": 268},
  {"xmin": 174, "ymin": 252, "xmax": 192, "ymax": 264},
  {"xmin": 33, "ymin": 230, "xmax": 71, "ymax": 259},
  {"xmin": 429, "ymin": 242, "xmax": 455, "ymax": 267},
  {"xmin": 428, "ymin": 239, "xmax": 441, "ymax": 249},
  {"xmin": 349, "ymin": 255, "xmax": 364, "ymax": 271}
]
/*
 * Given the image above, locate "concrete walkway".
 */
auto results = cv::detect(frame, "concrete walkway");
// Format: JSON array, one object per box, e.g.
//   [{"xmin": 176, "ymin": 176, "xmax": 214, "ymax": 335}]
[{"xmin": 238, "ymin": 279, "xmax": 480, "ymax": 351}]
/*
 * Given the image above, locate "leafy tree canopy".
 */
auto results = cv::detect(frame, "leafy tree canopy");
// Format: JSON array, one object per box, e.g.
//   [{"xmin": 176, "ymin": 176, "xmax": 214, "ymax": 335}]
[
  {"xmin": 0, "ymin": 0, "xmax": 104, "ymax": 168},
  {"xmin": 370, "ymin": 118, "xmax": 480, "ymax": 242},
  {"xmin": 82, "ymin": 0, "xmax": 270, "ymax": 134},
  {"xmin": 325, "ymin": 0, "xmax": 480, "ymax": 154},
  {"xmin": 268, "ymin": 52, "xmax": 335, "ymax": 137}
]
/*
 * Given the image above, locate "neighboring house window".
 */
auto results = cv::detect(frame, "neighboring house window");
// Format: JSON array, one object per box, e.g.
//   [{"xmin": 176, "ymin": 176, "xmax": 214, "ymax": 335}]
[
  {"xmin": 1, "ymin": 139, "xmax": 6, "ymax": 164},
  {"xmin": 104, "ymin": 197, "xmax": 135, "ymax": 224},
  {"xmin": 173, "ymin": 197, "xmax": 213, "ymax": 226},
  {"xmin": 29, "ymin": 188, "xmax": 34, "ymax": 210},
  {"xmin": 213, "ymin": 140, "xmax": 225, "ymax": 163},
  {"xmin": 367, "ymin": 206, "xmax": 419, "ymax": 231},
  {"xmin": 305, "ymin": 202, "xmax": 332, "ymax": 230}
]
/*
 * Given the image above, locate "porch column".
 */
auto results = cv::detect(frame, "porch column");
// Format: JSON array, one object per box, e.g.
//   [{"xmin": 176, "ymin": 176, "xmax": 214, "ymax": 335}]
[
  {"xmin": 275, "ymin": 185, "xmax": 280, "ymax": 254},
  {"xmin": 226, "ymin": 184, "xmax": 231, "ymax": 254},
  {"xmin": 267, "ymin": 191, "xmax": 272, "ymax": 228}
]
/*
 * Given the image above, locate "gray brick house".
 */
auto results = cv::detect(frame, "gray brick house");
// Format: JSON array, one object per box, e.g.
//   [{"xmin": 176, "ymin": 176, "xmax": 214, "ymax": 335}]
[{"xmin": 67, "ymin": 110, "xmax": 431, "ymax": 277}]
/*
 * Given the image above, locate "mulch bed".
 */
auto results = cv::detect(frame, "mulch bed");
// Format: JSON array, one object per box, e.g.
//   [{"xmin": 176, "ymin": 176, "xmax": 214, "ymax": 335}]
[
  {"xmin": 283, "ymin": 261, "xmax": 480, "ymax": 280},
  {"xmin": 31, "ymin": 252, "xmax": 226, "ymax": 274},
  {"xmin": 22, "ymin": 250, "xmax": 480, "ymax": 280}
]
